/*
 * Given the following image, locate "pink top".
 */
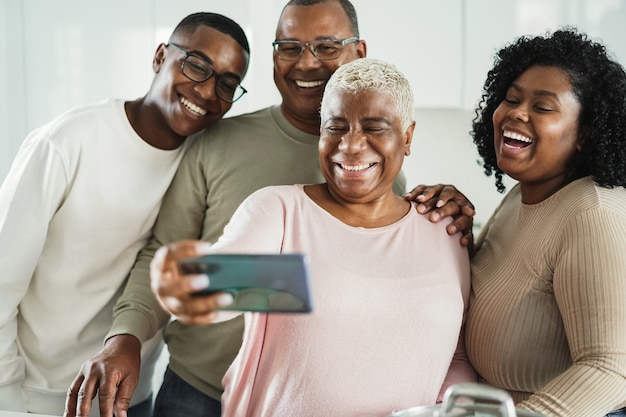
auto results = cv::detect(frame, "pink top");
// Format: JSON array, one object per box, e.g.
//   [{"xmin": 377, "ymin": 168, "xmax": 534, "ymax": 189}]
[{"xmin": 214, "ymin": 185, "xmax": 475, "ymax": 417}]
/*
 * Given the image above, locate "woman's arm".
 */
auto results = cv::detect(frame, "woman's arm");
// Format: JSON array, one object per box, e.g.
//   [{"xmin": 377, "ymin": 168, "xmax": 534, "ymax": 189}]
[{"xmin": 519, "ymin": 207, "xmax": 626, "ymax": 417}]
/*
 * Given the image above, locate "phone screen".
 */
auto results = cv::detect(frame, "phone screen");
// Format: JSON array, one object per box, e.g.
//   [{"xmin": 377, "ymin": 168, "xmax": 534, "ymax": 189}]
[{"xmin": 178, "ymin": 253, "xmax": 312, "ymax": 313}]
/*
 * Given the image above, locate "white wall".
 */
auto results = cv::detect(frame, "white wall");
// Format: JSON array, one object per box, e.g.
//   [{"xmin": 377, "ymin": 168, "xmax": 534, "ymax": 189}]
[{"xmin": 1, "ymin": 0, "xmax": 625, "ymax": 225}]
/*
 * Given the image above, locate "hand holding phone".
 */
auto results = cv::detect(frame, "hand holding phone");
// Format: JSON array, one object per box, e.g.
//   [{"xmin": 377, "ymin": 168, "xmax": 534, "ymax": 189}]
[{"xmin": 178, "ymin": 253, "xmax": 313, "ymax": 313}]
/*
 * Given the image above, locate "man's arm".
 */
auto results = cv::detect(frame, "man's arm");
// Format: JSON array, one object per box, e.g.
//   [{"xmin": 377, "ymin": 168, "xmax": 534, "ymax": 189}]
[{"xmin": 0, "ymin": 136, "xmax": 67, "ymax": 411}]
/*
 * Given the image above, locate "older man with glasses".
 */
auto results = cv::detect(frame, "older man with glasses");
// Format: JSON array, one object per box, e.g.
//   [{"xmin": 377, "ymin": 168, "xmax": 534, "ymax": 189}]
[{"xmin": 64, "ymin": 1, "xmax": 474, "ymax": 417}]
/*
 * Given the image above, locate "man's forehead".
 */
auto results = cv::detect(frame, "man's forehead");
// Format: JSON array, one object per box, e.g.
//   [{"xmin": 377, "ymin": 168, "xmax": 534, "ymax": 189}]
[
  {"xmin": 175, "ymin": 26, "xmax": 248, "ymax": 74},
  {"xmin": 276, "ymin": 4, "xmax": 351, "ymax": 38}
]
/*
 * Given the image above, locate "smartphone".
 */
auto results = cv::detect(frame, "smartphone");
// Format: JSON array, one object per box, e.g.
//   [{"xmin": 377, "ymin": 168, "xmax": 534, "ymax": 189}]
[{"xmin": 178, "ymin": 253, "xmax": 312, "ymax": 313}]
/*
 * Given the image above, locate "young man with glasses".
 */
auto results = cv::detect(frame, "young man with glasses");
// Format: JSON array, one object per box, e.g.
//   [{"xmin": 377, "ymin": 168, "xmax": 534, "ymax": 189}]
[
  {"xmin": 166, "ymin": 42, "xmax": 248, "ymax": 104},
  {"xmin": 64, "ymin": 1, "xmax": 474, "ymax": 417},
  {"xmin": 0, "ymin": 12, "xmax": 249, "ymax": 417}
]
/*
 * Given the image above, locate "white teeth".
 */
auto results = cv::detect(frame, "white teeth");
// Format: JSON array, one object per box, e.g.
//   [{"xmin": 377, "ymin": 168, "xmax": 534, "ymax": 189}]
[
  {"xmin": 181, "ymin": 97, "xmax": 207, "ymax": 116},
  {"xmin": 340, "ymin": 163, "xmax": 373, "ymax": 171},
  {"xmin": 295, "ymin": 80, "xmax": 325, "ymax": 88},
  {"xmin": 503, "ymin": 130, "xmax": 533, "ymax": 143}
]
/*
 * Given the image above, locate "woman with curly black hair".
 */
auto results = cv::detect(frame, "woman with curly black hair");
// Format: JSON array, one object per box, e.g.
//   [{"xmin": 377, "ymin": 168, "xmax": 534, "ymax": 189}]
[{"xmin": 465, "ymin": 29, "xmax": 626, "ymax": 417}]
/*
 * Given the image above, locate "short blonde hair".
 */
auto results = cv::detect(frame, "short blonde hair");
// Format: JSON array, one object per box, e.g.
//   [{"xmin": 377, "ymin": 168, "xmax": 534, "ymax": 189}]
[{"xmin": 321, "ymin": 58, "xmax": 414, "ymax": 130}]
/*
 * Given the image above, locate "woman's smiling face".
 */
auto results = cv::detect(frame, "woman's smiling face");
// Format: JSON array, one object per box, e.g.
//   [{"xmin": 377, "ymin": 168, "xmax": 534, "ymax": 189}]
[
  {"xmin": 492, "ymin": 64, "xmax": 583, "ymax": 203},
  {"xmin": 318, "ymin": 89, "xmax": 413, "ymax": 203}
]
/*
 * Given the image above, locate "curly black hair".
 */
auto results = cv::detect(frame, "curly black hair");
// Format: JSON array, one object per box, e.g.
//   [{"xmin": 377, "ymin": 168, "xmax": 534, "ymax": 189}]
[{"xmin": 471, "ymin": 28, "xmax": 626, "ymax": 193}]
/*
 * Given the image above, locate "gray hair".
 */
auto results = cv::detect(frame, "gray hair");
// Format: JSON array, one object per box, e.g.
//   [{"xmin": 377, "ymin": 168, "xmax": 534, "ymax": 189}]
[
  {"xmin": 283, "ymin": 0, "xmax": 359, "ymax": 37},
  {"xmin": 321, "ymin": 58, "xmax": 414, "ymax": 130}
]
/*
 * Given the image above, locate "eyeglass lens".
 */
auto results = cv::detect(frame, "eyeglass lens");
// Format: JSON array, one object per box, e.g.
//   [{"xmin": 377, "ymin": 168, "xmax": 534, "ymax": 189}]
[
  {"xmin": 275, "ymin": 40, "xmax": 347, "ymax": 61},
  {"xmin": 182, "ymin": 54, "xmax": 245, "ymax": 102}
]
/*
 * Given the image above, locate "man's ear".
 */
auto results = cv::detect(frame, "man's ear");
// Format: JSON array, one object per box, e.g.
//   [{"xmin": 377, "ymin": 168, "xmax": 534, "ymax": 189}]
[
  {"xmin": 356, "ymin": 39, "xmax": 367, "ymax": 58},
  {"xmin": 153, "ymin": 43, "xmax": 167, "ymax": 73}
]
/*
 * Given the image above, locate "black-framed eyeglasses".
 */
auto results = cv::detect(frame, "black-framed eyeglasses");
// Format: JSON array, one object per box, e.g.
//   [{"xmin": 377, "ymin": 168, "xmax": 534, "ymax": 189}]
[
  {"xmin": 272, "ymin": 37, "xmax": 359, "ymax": 61},
  {"xmin": 167, "ymin": 43, "xmax": 247, "ymax": 103}
]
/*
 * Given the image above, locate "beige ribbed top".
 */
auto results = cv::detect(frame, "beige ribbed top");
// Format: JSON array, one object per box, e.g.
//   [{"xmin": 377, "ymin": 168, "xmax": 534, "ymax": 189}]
[{"xmin": 466, "ymin": 176, "xmax": 626, "ymax": 417}]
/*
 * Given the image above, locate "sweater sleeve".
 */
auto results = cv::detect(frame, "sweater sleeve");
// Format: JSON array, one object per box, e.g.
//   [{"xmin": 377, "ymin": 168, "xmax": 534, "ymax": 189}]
[
  {"xmin": 518, "ymin": 206, "xmax": 626, "ymax": 416},
  {"xmin": 436, "ymin": 331, "xmax": 478, "ymax": 403},
  {"xmin": 107, "ymin": 139, "xmax": 210, "ymax": 343},
  {"xmin": 437, "ymin": 241, "xmax": 477, "ymax": 401},
  {"xmin": 0, "ymin": 134, "xmax": 68, "ymax": 407},
  {"xmin": 211, "ymin": 187, "xmax": 289, "ymax": 253}
]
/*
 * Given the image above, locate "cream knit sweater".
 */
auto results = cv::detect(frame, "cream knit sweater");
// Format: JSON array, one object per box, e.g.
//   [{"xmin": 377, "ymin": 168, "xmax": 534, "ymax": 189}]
[{"xmin": 467, "ymin": 176, "xmax": 626, "ymax": 417}]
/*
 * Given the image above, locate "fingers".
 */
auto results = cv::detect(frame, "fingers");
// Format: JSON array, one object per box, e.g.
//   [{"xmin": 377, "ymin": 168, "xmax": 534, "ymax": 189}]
[
  {"xmin": 149, "ymin": 240, "xmax": 211, "ymax": 301},
  {"xmin": 446, "ymin": 216, "xmax": 474, "ymax": 245},
  {"xmin": 95, "ymin": 337, "xmax": 141, "ymax": 417},
  {"xmin": 64, "ymin": 374, "xmax": 84, "ymax": 417},
  {"xmin": 150, "ymin": 240, "xmax": 212, "ymax": 283},
  {"xmin": 438, "ymin": 202, "xmax": 472, "ymax": 233},
  {"xmin": 419, "ymin": 197, "xmax": 463, "ymax": 223},
  {"xmin": 95, "ymin": 379, "xmax": 117, "ymax": 417},
  {"xmin": 65, "ymin": 336, "xmax": 142, "ymax": 417},
  {"xmin": 156, "ymin": 275, "xmax": 233, "ymax": 321},
  {"xmin": 109, "ymin": 381, "xmax": 133, "ymax": 417},
  {"xmin": 165, "ymin": 291, "xmax": 235, "ymax": 326},
  {"xmin": 409, "ymin": 184, "xmax": 475, "ymax": 217},
  {"xmin": 407, "ymin": 184, "xmax": 476, "ymax": 248},
  {"xmin": 438, "ymin": 185, "xmax": 473, "ymax": 208},
  {"xmin": 93, "ymin": 360, "xmax": 136, "ymax": 417},
  {"xmin": 434, "ymin": 200, "xmax": 475, "ymax": 248},
  {"xmin": 65, "ymin": 363, "xmax": 111, "ymax": 417},
  {"xmin": 405, "ymin": 184, "xmax": 445, "ymax": 203},
  {"xmin": 460, "ymin": 229, "xmax": 475, "ymax": 250},
  {"xmin": 150, "ymin": 240, "xmax": 234, "ymax": 325}
]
